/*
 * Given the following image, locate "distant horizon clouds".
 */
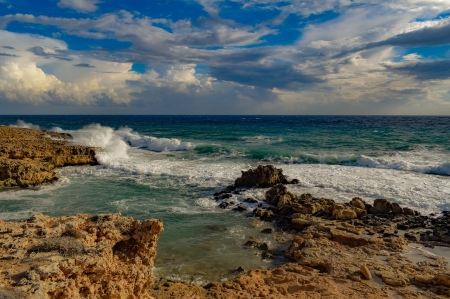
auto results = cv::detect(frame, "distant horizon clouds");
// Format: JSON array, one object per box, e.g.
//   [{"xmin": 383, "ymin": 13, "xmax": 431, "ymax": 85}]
[{"xmin": 0, "ymin": 0, "xmax": 449, "ymax": 115}]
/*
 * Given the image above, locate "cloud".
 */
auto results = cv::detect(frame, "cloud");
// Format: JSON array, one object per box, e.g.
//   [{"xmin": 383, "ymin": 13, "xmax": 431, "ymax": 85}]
[
  {"xmin": 57, "ymin": 0, "xmax": 100, "ymax": 13},
  {"xmin": 74, "ymin": 63, "xmax": 95, "ymax": 68},
  {"xmin": 210, "ymin": 63, "xmax": 323, "ymax": 89},
  {"xmin": 28, "ymin": 46, "xmax": 72, "ymax": 61},
  {"xmin": 0, "ymin": 53, "xmax": 19, "ymax": 57},
  {"xmin": 385, "ymin": 60, "xmax": 450, "ymax": 81}
]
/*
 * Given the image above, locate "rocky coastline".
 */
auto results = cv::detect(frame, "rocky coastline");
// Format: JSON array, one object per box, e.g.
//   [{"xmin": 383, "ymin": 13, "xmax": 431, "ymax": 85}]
[
  {"xmin": 150, "ymin": 165, "xmax": 450, "ymax": 298},
  {"xmin": 0, "ymin": 128, "xmax": 449, "ymax": 298},
  {"xmin": 0, "ymin": 126, "xmax": 97, "ymax": 188}
]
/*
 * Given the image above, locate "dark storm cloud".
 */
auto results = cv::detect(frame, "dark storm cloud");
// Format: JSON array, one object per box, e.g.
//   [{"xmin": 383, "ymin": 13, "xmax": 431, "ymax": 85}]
[
  {"xmin": 210, "ymin": 63, "xmax": 323, "ymax": 90},
  {"xmin": 0, "ymin": 52, "xmax": 19, "ymax": 57},
  {"xmin": 3, "ymin": 46, "xmax": 15, "ymax": 49},
  {"xmin": 28, "ymin": 46, "xmax": 72, "ymax": 61},
  {"xmin": 385, "ymin": 60, "xmax": 450, "ymax": 81},
  {"xmin": 74, "ymin": 63, "xmax": 95, "ymax": 68},
  {"xmin": 335, "ymin": 22, "xmax": 450, "ymax": 58}
]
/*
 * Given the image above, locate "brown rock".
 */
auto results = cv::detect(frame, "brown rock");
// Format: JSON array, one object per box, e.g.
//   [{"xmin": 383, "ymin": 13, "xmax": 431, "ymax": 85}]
[
  {"xmin": 370, "ymin": 199, "xmax": 392, "ymax": 214},
  {"xmin": 360, "ymin": 266, "xmax": 372, "ymax": 280},
  {"xmin": 332, "ymin": 204, "xmax": 358, "ymax": 220},
  {"xmin": 0, "ymin": 126, "xmax": 98, "ymax": 188},
  {"xmin": 234, "ymin": 165, "xmax": 288, "ymax": 188},
  {"xmin": 391, "ymin": 203, "xmax": 403, "ymax": 215},
  {"xmin": 350, "ymin": 197, "xmax": 366, "ymax": 210},
  {"xmin": 0, "ymin": 213, "xmax": 163, "ymax": 298},
  {"xmin": 265, "ymin": 184, "xmax": 288, "ymax": 205}
]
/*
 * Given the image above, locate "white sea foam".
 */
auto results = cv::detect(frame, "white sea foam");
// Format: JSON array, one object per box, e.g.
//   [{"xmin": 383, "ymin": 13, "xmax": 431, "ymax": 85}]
[
  {"xmin": 355, "ymin": 150, "xmax": 450, "ymax": 176},
  {"xmin": 11, "ymin": 120, "xmax": 41, "ymax": 130},
  {"xmin": 240, "ymin": 135, "xmax": 283, "ymax": 144},
  {"xmin": 115, "ymin": 127, "xmax": 195, "ymax": 151}
]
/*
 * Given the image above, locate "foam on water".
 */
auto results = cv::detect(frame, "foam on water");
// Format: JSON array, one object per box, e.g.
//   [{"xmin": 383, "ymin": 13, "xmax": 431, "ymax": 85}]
[{"xmin": 356, "ymin": 151, "xmax": 450, "ymax": 176}]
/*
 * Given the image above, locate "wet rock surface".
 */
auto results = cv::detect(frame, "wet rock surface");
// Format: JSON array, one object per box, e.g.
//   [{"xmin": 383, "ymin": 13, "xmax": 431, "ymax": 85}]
[
  {"xmin": 150, "ymin": 165, "xmax": 450, "ymax": 298},
  {"xmin": 0, "ymin": 213, "xmax": 163, "ymax": 299},
  {"xmin": 0, "ymin": 126, "xmax": 98, "ymax": 188}
]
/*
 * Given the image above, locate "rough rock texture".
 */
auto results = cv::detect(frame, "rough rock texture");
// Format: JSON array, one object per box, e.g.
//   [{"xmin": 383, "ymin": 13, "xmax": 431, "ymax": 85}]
[
  {"xmin": 0, "ymin": 126, "xmax": 98, "ymax": 188},
  {"xmin": 151, "ymin": 166, "xmax": 450, "ymax": 299},
  {"xmin": 234, "ymin": 165, "xmax": 289, "ymax": 188},
  {"xmin": 149, "ymin": 210, "xmax": 450, "ymax": 299},
  {"xmin": 0, "ymin": 213, "xmax": 163, "ymax": 298}
]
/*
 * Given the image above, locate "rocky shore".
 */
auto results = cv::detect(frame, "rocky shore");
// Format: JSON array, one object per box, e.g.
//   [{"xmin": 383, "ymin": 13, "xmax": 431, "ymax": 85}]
[
  {"xmin": 150, "ymin": 165, "xmax": 450, "ymax": 298},
  {"xmin": 0, "ymin": 126, "xmax": 97, "ymax": 188},
  {"xmin": 0, "ymin": 128, "xmax": 449, "ymax": 299},
  {"xmin": 0, "ymin": 213, "xmax": 163, "ymax": 298}
]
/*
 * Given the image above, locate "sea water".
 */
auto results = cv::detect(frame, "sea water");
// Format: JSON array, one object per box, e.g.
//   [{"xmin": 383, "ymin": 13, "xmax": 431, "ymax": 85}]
[{"xmin": 0, "ymin": 115, "xmax": 449, "ymax": 283}]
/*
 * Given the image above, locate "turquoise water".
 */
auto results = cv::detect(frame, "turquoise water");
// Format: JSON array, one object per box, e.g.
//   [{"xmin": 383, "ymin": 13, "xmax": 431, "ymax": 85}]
[{"xmin": 0, "ymin": 116, "xmax": 449, "ymax": 282}]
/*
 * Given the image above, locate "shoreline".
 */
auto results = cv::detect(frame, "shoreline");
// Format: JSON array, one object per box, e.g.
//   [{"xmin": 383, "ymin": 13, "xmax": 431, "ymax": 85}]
[
  {"xmin": 1, "ymin": 127, "xmax": 449, "ymax": 298},
  {"xmin": 0, "ymin": 126, "xmax": 98, "ymax": 188}
]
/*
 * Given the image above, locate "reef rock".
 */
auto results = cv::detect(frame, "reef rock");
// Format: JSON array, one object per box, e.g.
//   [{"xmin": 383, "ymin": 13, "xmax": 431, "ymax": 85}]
[
  {"xmin": 0, "ymin": 126, "xmax": 98, "ymax": 188},
  {"xmin": 0, "ymin": 213, "xmax": 163, "ymax": 299}
]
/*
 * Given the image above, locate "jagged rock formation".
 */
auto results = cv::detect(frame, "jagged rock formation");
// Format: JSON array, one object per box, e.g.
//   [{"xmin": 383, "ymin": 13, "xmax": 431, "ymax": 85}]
[
  {"xmin": 233, "ymin": 165, "xmax": 290, "ymax": 188},
  {"xmin": 0, "ymin": 213, "xmax": 163, "ymax": 299},
  {"xmin": 0, "ymin": 126, "xmax": 98, "ymax": 188}
]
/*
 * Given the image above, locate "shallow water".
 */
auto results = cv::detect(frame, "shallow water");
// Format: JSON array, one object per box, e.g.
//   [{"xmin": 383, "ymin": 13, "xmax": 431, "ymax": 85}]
[{"xmin": 0, "ymin": 115, "xmax": 449, "ymax": 282}]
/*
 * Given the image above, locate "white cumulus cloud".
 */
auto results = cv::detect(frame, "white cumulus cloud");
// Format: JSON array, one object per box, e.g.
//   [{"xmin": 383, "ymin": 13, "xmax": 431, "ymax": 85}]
[{"xmin": 57, "ymin": 0, "xmax": 100, "ymax": 13}]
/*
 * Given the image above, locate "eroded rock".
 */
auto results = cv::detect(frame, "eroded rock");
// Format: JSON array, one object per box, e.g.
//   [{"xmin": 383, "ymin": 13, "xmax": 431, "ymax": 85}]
[
  {"xmin": 0, "ymin": 126, "xmax": 98, "ymax": 188},
  {"xmin": 0, "ymin": 213, "xmax": 163, "ymax": 299}
]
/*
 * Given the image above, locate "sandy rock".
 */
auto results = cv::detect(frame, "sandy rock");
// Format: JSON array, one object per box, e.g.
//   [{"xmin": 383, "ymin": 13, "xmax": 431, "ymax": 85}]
[
  {"xmin": 0, "ymin": 126, "xmax": 98, "ymax": 188},
  {"xmin": 0, "ymin": 213, "xmax": 163, "ymax": 299},
  {"xmin": 350, "ymin": 197, "xmax": 366, "ymax": 210},
  {"xmin": 360, "ymin": 266, "xmax": 372, "ymax": 280},
  {"xmin": 332, "ymin": 205, "xmax": 358, "ymax": 220}
]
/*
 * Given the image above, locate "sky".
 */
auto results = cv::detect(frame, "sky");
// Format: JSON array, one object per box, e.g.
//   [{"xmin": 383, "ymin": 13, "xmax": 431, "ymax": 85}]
[{"xmin": 0, "ymin": 0, "xmax": 450, "ymax": 115}]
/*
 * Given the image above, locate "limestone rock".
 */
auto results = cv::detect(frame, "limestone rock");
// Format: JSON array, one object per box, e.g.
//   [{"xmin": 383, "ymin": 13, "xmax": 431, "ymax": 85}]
[
  {"xmin": 0, "ymin": 213, "xmax": 163, "ymax": 299},
  {"xmin": 350, "ymin": 197, "xmax": 366, "ymax": 210},
  {"xmin": 0, "ymin": 126, "xmax": 98, "ymax": 188}
]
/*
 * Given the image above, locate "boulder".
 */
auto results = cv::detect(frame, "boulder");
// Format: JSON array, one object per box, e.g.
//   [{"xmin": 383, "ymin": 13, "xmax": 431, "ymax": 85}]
[
  {"xmin": 265, "ymin": 184, "xmax": 288, "ymax": 205},
  {"xmin": 234, "ymin": 165, "xmax": 288, "ymax": 188},
  {"xmin": 350, "ymin": 197, "xmax": 366, "ymax": 210},
  {"xmin": 370, "ymin": 199, "xmax": 392, "ymax": 214}
]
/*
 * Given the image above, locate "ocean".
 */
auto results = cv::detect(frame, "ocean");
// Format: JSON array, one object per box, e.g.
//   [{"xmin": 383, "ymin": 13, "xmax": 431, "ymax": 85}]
[{"xmin": 0, "ymin": 115, "xmax": 449, "ymax": 283}]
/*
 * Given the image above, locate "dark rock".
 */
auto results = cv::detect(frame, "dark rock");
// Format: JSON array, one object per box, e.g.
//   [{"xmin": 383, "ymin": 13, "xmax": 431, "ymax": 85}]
[
  {"xmin": 232, "ymin": 205, "xmax": 247, "ymax": 212},
  {"xmin": 219, "ymin": 202, "xmax": 230, "ymax": 209},
  {"xmin": 220, "ymin": 193, "xmax": 232, "ymax": 199},
  {"xmin": 244, "ymin": 241, "xmax": 269, "ymax": 251},
  {"xmin": 234, "ymin": 267, "xmax": 245, "ymax": 273},
  {"xmin": 370, "ymin": 199, "xmax": 392, "ymax": 214},
  {"xmin": 244, "ymin": 198, "xmax": 258, "ymax": 204},
  {"xmin": 391, "ymin": 203, "xmax": 403, "ymax": 215},
  {"xmin": 261, "ymin": 250, "xmax": 273, "ymax": 259},
  {"xmin": 234, "ymin": 165, "xmax": 288, "ymax": 188},
  {"xmin": 289, "ymin": 179, "xmax": 299, "ymax": 184},
  {"xmin": 254, "ymin": 208, "xmax": 275, "ymax": 221},
  {"xmin": 261, "ymin": 228, "xmax": 274, "ymax": 234}
]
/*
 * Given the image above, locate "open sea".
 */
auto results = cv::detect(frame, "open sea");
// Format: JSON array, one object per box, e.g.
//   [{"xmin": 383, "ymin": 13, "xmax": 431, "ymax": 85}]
[{"xmin": 0, "ymin": 115, "xmax": 449, "ymax": 283}]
